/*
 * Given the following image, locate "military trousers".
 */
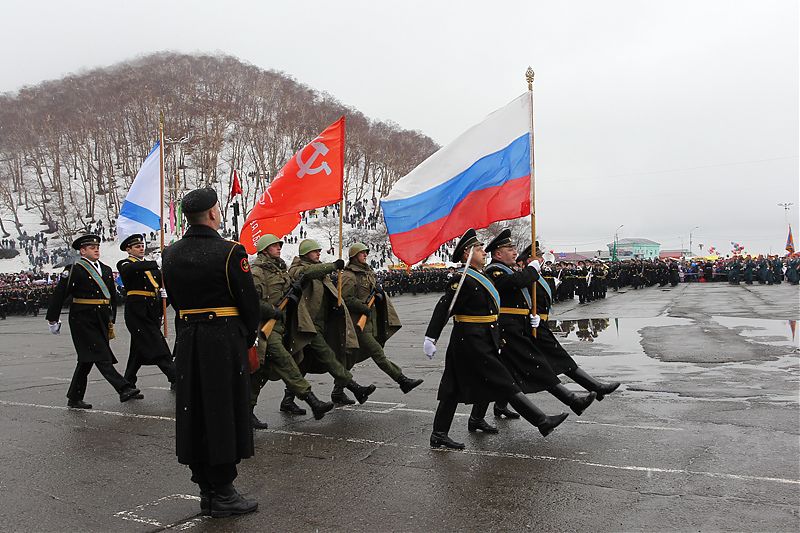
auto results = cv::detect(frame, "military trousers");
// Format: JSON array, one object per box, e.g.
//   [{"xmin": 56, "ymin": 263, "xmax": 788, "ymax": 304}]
[
  {"xmin": 67, "ymin": 361, "xmax": 131, "ymax": 400},
  {"xmin": 250, "ymin": 330, "xmax": 311, "ymax": 406},
  {"xmin": 124, "ymin": 355, "xmax": 176, "ymax": 386},
  {"xmin": 304, "ymin": 331, "xmax": 353, "ymax": 382},
  {"xmin": 334, "ymin": 329, "xmax": 403, "ymax": 387}
]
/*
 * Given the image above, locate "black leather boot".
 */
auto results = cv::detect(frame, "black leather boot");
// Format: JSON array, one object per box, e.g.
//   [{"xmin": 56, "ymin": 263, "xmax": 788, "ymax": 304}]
[
  {"xmin": 345, "ymin": 380, "xmax": 376, "ymax": 404},
  {"xmin": 397, "ymin": 375, "xmax": 424, "ymax": 394},
  {"xmin": 467, "ymin": 416, "xmax": 499, "ymax": 434},
  {"xmin": 119, "ymin": 387, "xmax": 142, "ymax": 402},
  {"xmin": 331, "ymin": 383, "xmax": 356, "ymax": 405},
  {"xmin": 210, "ymin": 484, "xmax": 258, "ymax": 518},
  {"xmin": 199, "ymin": 484, "xmax": 212, "ymax": 516},
  {"xmin": 67, "ymin": 399, "xmax": 92, "ymax": 409},
  {"xmin": 430, "ymin": 431, "xmax": 465, "ymax": 449},
  {"xmin": 304, "ymin": 391, "xmax": 334, "ymax": 420},
  {"xmin": 548, "ymin": 384, "xmax": 597, "ymax": 416},
  {"xmin": 250, "ymin": 407, "xmax": 269, "ymax": 430},
  {"xmin": 507, "ymin": 392, "xmax": 569, "ymax": 437},
  {"xmin": 279, "ymin": 390, "xmax": 307, "ymax": 415},
  {"xmin": 567, "ymin": 367, "xmax": 621, "ymax": 401},
  {"xmin": 493, "ymin": 402, "xmax": 520, "ymax": 419}
]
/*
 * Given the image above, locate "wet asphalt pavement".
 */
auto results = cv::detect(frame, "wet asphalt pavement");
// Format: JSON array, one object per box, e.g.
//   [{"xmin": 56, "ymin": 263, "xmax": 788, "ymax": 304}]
[{"xmin": 1, "ymin": 282, "xmax": 798, "ymax": 532}]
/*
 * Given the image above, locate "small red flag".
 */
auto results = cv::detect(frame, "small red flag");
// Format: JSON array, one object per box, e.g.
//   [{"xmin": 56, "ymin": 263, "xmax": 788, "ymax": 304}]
[
  {"xmin": 240, "ymin": 117, "xmax": 345, "ymax": 253},
  {"xmin": 230, "ymin": 169, "xmax": 243, "ymax": 197}
]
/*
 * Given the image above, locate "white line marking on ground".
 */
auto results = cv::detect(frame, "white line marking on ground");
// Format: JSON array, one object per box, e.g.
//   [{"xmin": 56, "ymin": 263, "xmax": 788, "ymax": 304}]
[
  {"xmin": 113, "ymin": 494, "xmax": 204, "ymax": 530},
  {"xmin": 0, "ymin": 400, "xmax": 175, "ymax": 421},
  {"xmin": 1, "ymin": 399, "xmax": 794, "ymax": 486}
]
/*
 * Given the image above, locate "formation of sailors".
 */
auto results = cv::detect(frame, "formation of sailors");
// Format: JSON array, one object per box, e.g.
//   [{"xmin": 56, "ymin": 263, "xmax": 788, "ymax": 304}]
[{"xmin": 724, "ymin": 255, "xmax": 800, "ymax": 285}]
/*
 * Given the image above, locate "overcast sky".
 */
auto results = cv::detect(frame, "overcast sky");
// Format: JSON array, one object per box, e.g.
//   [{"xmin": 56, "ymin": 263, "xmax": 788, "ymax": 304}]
[{"xmin": 2, "ymin": 0, "xmax": 797, "ymax": 255}]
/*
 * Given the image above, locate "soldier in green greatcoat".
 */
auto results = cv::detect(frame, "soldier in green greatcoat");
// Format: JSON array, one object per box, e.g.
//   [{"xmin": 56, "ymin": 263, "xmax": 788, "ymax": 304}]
[
  {"xmin": 248, "ymin": 234, "xmax": 334, "ymax": 428},
  {"xmin": 336, "ymin": 242, "xmax": 423, "ymax": 404},
  {"xmin": 287, "ymin": 238, "xmax": 376, "ymax": 405}
]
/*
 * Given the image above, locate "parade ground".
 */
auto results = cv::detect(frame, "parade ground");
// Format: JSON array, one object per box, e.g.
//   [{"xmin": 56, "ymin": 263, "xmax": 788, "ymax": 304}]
[{"xmin": 1, "ymin": 282, "xmax": 798, "ymax": 532}]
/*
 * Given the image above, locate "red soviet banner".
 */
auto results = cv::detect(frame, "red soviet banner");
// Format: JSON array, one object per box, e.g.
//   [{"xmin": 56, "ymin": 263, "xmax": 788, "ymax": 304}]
[{"xmin": 240, "ymin": 117, "xmax": 345, "ymax": 253}]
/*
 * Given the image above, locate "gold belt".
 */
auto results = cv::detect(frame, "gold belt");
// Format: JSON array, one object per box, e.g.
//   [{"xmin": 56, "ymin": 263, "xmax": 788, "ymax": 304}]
[
  {"xmin": 126, "ymin": 290, "xmax": 157, "ymax": 297},
  {"xmin": 72, "ymin": 298, "xmax": 110, "ymax": 305},
  {"xmin": 453, "ymin": 314, "xmax": 498, "ymax": 323},
  {"xmin": 179, "ymin": 306, "xmax": 239, "ymax": 319},
  {"xmin": 540, "ymin": 313, "xmax": 549, "ymax": 321},
  {"xmin": 499, "ymin": 307, "xmax": 529, "ymax": 316}
]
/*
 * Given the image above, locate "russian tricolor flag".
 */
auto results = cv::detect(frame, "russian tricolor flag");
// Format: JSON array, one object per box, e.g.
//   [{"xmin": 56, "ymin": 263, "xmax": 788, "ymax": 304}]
[{"xmin": 381, "ymin": 94, "xmax": 532, "ymax": 265}]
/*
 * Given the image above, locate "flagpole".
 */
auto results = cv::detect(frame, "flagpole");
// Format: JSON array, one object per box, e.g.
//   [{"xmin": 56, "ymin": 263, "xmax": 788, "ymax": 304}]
[
  {"xmin": 337, "ymin": 116, "xmax": 346, "ymax": 306},
  {"xmin": 526, "ymin": 67, "xmax": 538, "ymax": 338},
  {"xmin": 159, "ymin": 112, "xmax": 168, "ymax": 337}
]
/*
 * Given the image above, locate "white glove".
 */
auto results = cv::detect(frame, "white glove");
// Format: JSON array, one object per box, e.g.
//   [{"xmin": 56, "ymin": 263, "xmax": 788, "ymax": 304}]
[
  {"xmin": 159, "ymin": 288, "xmax": 168, "ymax": 298},
  {"xmin": 529, "ymin": 314, "xmax": 541, "ymax": 328},
  {"xmin": 155, "ymin": 255, "xmax": 163, "ymax": 268},
  {"xmin": 554, "ymin": 278, "xmax": 562, "ymax": 288},
  {"xmin": 48, "ymin": 321, "xmax": 62, "ymax": 335},
  {"xmin": 423, "ymin": 337, "xmax": 437, "ymax": 359},
  {"xmin": 528, "ymin": 259, "xmax": 542, "ymax": 272}
]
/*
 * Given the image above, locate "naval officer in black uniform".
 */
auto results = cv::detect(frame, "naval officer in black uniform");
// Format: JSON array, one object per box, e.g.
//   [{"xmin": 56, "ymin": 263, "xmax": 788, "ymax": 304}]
[
  {"xmin": 518, "ymin": 242, "xmax": 621, "ymax": 401},
  {"xmin": 469, "ymin": 230, "xmax": 596, "ymax": 432},
  {"xmin": 46, "ymin": 234, "xmax": 141, "ymax": 408},
  {"xmin": 162, "ymin": 188, "xmax": 260, "ymax": 518},
  {"xmin": 116, "ymin": 234, "xmax": 175, "ymax": 389},
  {"xmin": 423, "ymin": 229, "xmax": 568, "ymax": 450}
]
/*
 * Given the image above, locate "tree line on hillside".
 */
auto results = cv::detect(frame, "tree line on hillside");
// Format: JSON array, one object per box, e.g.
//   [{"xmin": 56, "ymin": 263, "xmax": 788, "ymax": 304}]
[{"xmin": 0, "ymin": 52, "xmax": 438, "ymax": 245}]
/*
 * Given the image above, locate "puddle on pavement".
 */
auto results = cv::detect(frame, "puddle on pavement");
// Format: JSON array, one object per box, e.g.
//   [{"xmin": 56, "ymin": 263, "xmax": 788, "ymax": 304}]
[
  {"xmin": 711, "ymin": 316, "xmax": 799, "ymax": 349},
  {"xmin": 545, "ymin": 316, "xmax": 799, "ymax": 390},
  {"xmin": 547, "ymin": 317, "xmax": 698, "ymax": 385}
]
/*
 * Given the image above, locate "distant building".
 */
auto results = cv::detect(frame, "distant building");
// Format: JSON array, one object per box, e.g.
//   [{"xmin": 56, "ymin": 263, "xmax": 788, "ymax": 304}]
[
  {"xmin": 659, "ymin": 249, "xmax": 687, "ymax": 259},
  {"xmin": 607, "ymin": 238, "xmax": 661, "ymax": 259}
]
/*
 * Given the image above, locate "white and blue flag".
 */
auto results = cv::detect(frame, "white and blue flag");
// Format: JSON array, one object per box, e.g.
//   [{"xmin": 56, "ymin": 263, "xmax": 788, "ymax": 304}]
[{"xmin": 117, "ymin": 142, "xmax": 162, "ymax": 240}]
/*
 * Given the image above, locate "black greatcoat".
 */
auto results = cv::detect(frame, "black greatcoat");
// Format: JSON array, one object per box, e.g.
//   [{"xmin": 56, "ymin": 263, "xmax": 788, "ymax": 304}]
[
  {"xmin": 532, "ymin": 276, "xmax": 578, "ymax": 375},
  {"xmin": 117, "ymin": 256, "xmax": 171, "ymax": 364},
  {"xmin": 162, "ymin": 225, "xmax": 259, "ymax": 466},
  {"xmin": 486, "ymin": 261, "xmax": 560, "ymax": 393},
  {"xmin": 425, "ymin": 267, "xmax": 521, "ymax": 404},
  {"xmin": 46, "ymin": 259, "xmax": 118, "ymax": 364}
]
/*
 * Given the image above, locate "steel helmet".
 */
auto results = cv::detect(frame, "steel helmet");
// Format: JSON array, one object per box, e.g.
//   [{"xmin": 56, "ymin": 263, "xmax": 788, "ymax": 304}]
[{"xmin": 299, "ymin": 238, "xmax": 323, "ymax": 256}]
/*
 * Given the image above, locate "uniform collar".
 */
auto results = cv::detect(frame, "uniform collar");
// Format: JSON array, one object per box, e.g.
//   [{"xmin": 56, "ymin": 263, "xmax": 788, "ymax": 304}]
[
  {"xmin": 184, "ymin": 225, "xmax": 222, "ymax": 239},
  {"xmin": 347, "ymin": 261, "xmax": 371, "ymax": 273}
]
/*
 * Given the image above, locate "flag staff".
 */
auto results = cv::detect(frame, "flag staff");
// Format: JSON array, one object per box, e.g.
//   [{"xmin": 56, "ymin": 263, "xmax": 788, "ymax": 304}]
[
  {"xmin": 337, "ymin": 116, "xmax": 346, "ymax": 306},
  {"xmin": 158, "ymin": 112, "xmax": 168, "ymax": 336},
  {"xmin": 526, "ymin": 67, "xmax": 537, "ymax": 337}
]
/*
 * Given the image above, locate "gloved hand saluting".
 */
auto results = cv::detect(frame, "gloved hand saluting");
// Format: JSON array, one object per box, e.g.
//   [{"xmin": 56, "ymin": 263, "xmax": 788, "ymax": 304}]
[
  {"xmin": 529, "ymin": 314, "xmax": 541, "ymax": 328},
  {"xmin": 48, "ymin": 321, "xmax": 61, "ymax": 335},
  {"xmin": 423, "ymin": 337, "xmax": 437, "ymax": 359}
]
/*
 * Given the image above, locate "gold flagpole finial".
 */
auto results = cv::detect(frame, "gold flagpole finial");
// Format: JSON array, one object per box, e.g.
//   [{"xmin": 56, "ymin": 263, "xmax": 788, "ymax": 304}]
[{"xmin": 525, "ymin": 67, "xmax": 534, "ymax": 91}]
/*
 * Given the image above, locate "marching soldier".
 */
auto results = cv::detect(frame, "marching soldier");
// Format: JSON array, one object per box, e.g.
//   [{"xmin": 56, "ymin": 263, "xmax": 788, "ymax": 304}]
[
  {"xmin": 287, "ymin": 238, "xmax": 376, "ymax": 406},
  {"xmin": 116, "ymin": 234, "xmax": 175, "ymax": 389},
  {"xmin": 423, "ymin": 229, "xmax": 569, "ymax": 450},
  {"xmin": 469, "ymin": 230, "xmax": 596, "ymax": 432},
  {"xmin": 339, "ymin": 242, "xmax": 423, "ymax": 397},
  {"xmin": 248, "ymin": 234, "xmax": 334, "ymax": 427},
  {"xmin": 162, "ymin": 188, "xmax": 259, "ymax": 517},
  {"xmin": 518, "ymin": 243, "xmax": 621, "ymax": 402},
  {"xmin": 46, "ymin": 234, "xmax": 141, "ymax": 408}
]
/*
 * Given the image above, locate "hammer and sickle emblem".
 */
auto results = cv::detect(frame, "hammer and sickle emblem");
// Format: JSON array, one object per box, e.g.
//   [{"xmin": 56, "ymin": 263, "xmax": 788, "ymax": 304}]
[{"xmin": 296, "ymin": 141, "xmax": 332, "ymax": 178}]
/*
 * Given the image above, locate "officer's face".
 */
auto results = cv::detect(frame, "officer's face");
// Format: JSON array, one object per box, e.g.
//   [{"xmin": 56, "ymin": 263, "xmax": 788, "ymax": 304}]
[
  {"xmin": 266, "ymin": 242, "xmax": 282, "ymax": 259},
  {"xmin": 127, "ymin": 243, "xmax": 145, "ymax": 259},
  {"xmin": 494, "ymin": 245, "xmax": 517, "ymax": 266},
  {"xmin": 306, "ymin": 250, "xmax": 321, "ymax": 263},
  {"xmin": 465, "ymin": 245, "xmax": 486, "ymax": 268},
  {"xmin": 80, "ymin": 244, "xmax": 100, "ymax": 261}
]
